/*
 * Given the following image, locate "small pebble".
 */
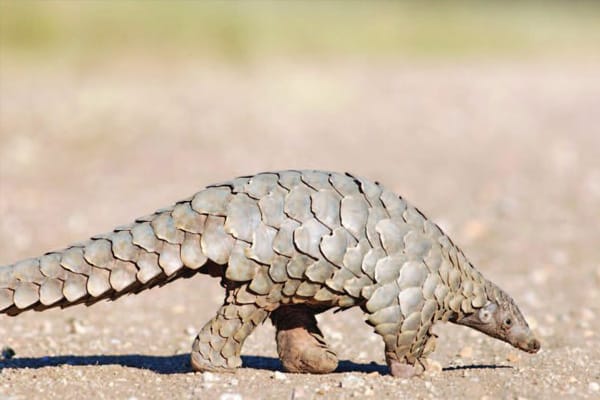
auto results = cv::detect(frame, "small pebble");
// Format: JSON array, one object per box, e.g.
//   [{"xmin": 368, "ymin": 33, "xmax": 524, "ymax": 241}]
[
  {"xmin": 291, "ymin": 387, "xmax": 306, "ymax": 400},
  {"xmin": 272, "ymin": 371, "xmax": 287, "ymax": 380},
  {"xmin": 589, "ymin": 382, "xmax": 599, "ymax": 392},
  {"xmin": 340, "ymin": 375, "xmax": 365, "ymax": 389},
  {"xmin": 1, "ymin": 346, "xmax": 15, "ymax": 360},
  {"xmin": 203, "ymin": 372, "xmax": 220, "ymax": 383},
  {"xmin": 506, "ymin": 352, "xmax": 520, "ymax": 363},
  {"xmin": 67, "ymin": 318, "xmax": 88, "ymax": 334},
  {"xmin": 219, "ymin": 393, "xmax": 242, "ymax": 400}
]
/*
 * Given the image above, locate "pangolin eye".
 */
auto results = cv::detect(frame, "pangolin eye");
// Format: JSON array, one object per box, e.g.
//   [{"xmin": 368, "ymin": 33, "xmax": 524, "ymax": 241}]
[{"xmin": 504, "ymin": 318, "xmax": 513, "ymax": 327}]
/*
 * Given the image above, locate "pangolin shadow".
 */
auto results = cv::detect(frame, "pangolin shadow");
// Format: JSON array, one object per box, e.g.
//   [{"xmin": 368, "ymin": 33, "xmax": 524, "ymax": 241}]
[{"xmin": 0, "ymin": 354, "xmax": 511, "ymax": 375}]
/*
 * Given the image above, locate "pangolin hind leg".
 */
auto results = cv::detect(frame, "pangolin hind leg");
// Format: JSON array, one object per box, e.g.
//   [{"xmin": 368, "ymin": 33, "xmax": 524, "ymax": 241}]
[
  {"xmin": 190, "ymin": 287, "xmax": 270, "ymax": 372},
  {"xmin": 270, "ymin": 305, "xmax": 338, "ymax": 374}
]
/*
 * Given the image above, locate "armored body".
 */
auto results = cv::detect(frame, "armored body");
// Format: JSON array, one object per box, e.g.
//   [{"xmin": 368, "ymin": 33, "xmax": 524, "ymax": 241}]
[{"xmin": 0, "ymin": 170, "xmax": 539, "ymax": 377}]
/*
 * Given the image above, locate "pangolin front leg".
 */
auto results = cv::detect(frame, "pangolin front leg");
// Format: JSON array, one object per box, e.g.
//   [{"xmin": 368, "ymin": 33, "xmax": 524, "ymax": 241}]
[
  {"xmin": 190, "ymin": 286, "xmax": 270, "ymax": 372},
  {"xmin": 270, "ymin": 305, "xmax": 338, "ymax": 374},
  {"xmin": 383, "ymin": 331, "xmax": 437, "ymax": 378},
  {"xmin": 364, "ymin": 291, "xmax": 439, "ymax": 378}
]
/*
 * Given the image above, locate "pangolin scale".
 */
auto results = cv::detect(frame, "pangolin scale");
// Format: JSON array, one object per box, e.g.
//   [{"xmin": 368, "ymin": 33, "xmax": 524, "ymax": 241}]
[{"xmin": 0, "ymin": 170, "xmax": 539, "ymax": 377}]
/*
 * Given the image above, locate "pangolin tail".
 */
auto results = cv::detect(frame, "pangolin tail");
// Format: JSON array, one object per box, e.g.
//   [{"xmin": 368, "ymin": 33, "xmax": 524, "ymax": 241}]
[{"xmin": 0, "ymin": 200, "xmax": 217, "ymax": 316}]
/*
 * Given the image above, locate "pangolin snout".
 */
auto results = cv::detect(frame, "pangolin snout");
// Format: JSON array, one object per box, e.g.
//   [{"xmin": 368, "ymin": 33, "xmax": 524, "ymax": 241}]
[
  {"xmin": 526, "ymin": 338, "xmax": 541, "ymax": 353},
  {"xmin": 518, "ymin": 337, "xmax": 540, "ymax": 353},
  {"xmin": 511, "ymin": 325, "xmax": 541, "ymax": 354}
]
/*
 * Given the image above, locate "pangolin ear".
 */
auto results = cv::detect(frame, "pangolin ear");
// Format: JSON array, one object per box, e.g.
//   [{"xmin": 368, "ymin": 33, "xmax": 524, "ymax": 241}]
[{"xmin": 478, "ymin": 302, "xmax": 497, "ymax": 323}]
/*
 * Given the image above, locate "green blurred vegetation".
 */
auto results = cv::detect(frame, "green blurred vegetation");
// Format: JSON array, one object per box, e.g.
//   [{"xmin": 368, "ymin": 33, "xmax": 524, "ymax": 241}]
[{"xmin": 1, "ymin": 0, "xmax": 599, "ymax": 62}]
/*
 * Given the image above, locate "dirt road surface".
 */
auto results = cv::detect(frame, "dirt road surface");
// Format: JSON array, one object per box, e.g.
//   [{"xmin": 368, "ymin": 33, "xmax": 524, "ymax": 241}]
[{"xmin": 1, "ymin": 61, "xmax": 599, "ymax": 399}]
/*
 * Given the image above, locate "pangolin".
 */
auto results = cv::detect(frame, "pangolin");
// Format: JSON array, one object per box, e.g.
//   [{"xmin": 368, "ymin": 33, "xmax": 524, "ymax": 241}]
[{"xmin": 0, "ymin": 170, "xmax": 540, "ymax": 377}]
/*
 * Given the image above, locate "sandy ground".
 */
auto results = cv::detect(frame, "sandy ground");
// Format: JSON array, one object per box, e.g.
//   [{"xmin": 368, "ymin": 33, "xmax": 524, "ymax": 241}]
[{"xmin": 0, "ymin": 60, "xmax": 599, "ymax": 399}]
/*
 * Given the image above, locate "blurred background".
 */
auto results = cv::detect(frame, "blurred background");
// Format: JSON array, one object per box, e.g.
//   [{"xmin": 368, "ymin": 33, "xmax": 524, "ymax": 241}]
[
  {"xmin": 1, "ymin": 0, "xmax": 598, "ymax": 264},
  {"xmin": 1, "ymin": 1, "xmax": 599, "ymax": 397}
]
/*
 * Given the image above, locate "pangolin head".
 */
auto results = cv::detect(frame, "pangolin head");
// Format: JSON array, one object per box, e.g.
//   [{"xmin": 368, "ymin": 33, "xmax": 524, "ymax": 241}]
[{"xmin": 456, "ymin": 283, "xmax": 540, "ymax": 354}]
